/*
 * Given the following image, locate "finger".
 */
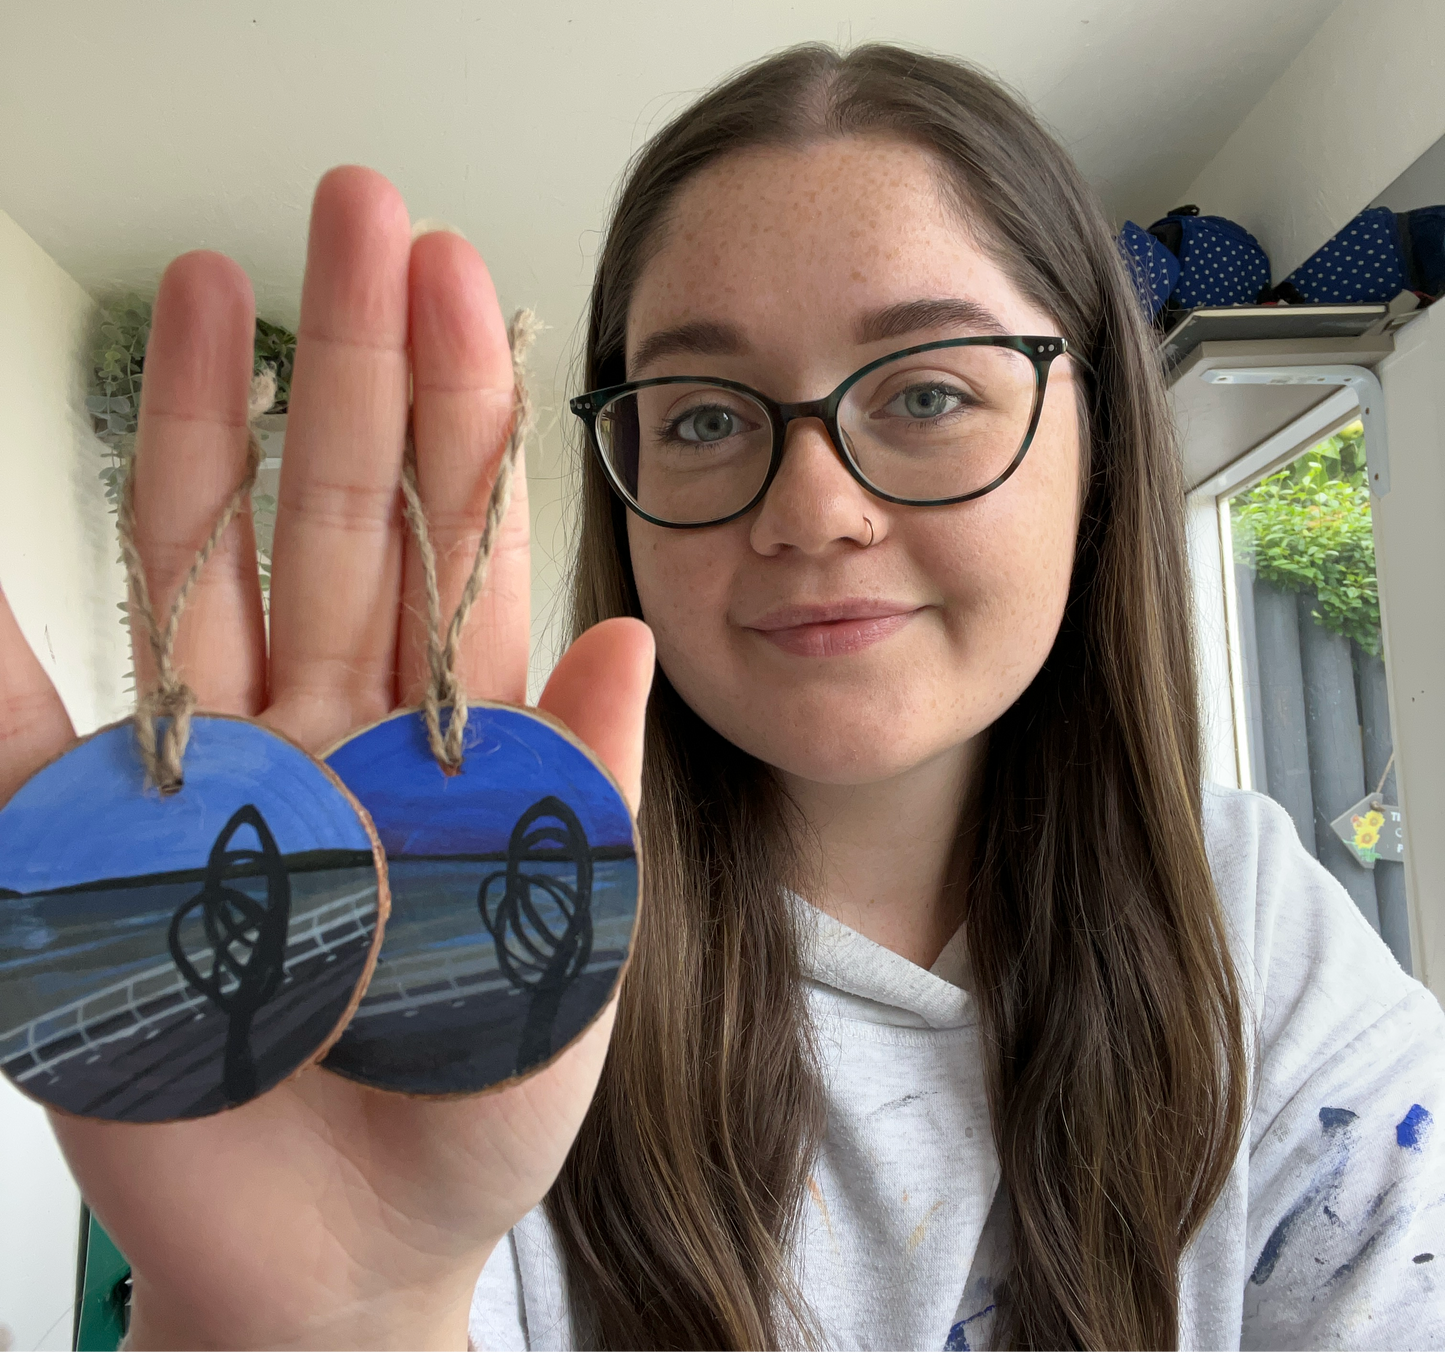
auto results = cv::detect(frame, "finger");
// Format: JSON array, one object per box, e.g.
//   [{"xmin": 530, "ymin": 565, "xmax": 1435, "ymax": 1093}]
[
  {"xmin": 403, "ymin": 229, "xmax": 528, "ymax": 707},
  {"xmin": 264, "ymin": 167, "xmax": 413, "ymax": 753},
  {"xmin": 131, "ymin": 252, "xmax": 267, "ymax": 715},
  {"xmin": 537, "ymin": 618, "xmax": 655, "ymax": 813},
  {"xmin": 0, "ymin": 585, "xmax": 75, "ymax": 807}
]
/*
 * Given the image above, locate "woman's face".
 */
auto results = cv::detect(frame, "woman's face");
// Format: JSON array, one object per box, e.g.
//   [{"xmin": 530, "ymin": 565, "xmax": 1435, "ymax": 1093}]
[{"xmin": 624, "ymin": 137, "xmax": 1082, "ymax": 786}]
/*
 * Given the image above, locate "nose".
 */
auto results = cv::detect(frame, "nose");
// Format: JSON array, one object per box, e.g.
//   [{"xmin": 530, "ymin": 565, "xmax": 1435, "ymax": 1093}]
[{"xmin": 748, "ymin": 416, "xmax": 878, "ymax": 556}]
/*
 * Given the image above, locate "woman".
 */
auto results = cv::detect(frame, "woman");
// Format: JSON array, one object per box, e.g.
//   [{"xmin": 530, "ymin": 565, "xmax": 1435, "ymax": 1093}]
[{"xmin": 3, "ymin": 42, "xmax": 1441, "ymax": 1351}]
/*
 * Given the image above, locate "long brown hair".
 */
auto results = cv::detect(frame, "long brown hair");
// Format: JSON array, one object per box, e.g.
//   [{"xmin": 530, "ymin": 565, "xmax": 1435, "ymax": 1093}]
[{"xmin": 546, "ymin": 43, "xmax": 1247, "ymax": 1351}]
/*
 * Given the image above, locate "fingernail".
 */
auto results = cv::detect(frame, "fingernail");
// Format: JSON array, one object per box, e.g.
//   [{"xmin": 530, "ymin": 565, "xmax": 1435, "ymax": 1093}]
[{"xmin": 410, "ymin": 218, "xmax": 468, "ymax": 242}]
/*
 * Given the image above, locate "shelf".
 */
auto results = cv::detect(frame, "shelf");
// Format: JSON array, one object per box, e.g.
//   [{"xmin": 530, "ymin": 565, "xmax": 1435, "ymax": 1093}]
[
  {"xmin": 1167, "ymin": 335, "xmax": 1397, "ymax": 492},
  {"xmin": 1161, "ymin": 303, "xmax": 1393, "ymax": 373}
]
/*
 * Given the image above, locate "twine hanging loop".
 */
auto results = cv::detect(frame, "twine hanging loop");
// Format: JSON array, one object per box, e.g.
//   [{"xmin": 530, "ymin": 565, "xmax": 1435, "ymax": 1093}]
[
  {"xmin": 117, "ymin": 370, "xmax": 272, "ymax": 794},
  {"xmin": 1373, "ymin": 749, "xmax": 1396, "ymax": 804},
  {"xmin": 401, "ymin": 309, "xmax": 541, "ymax": 773}
]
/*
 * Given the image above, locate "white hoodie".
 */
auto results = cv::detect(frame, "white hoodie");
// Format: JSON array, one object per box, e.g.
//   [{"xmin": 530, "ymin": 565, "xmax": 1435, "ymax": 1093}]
[{"xmin": 470, "ymin": 786, "xmax": 1445, "ymax": 1351}]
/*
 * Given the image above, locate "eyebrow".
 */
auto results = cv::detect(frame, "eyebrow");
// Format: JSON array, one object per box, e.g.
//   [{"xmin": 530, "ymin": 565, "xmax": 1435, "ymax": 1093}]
[
  {"xmin": 629, "ymin": 320, "xmax": 749, "ymax": 377},
  {"xmin": 855, "ymin": 297, "xmax": 1010, "ymax": 344},
  {"xmin": 627, "ymin": 296, "xmax": 1010, "ymax": 378}
]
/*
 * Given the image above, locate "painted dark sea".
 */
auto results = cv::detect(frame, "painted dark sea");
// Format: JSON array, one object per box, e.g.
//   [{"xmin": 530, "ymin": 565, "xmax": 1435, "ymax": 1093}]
[
  {"xmin": 0, "ymin": 858, "xmax": 378, "ymax": 1120},
  {"xmin": 324, "ymin": 704, "xmax": 640, "ymax": 1095},
  {"xmin": 325, "ymin": 856, "xmax": 637, "ymax": 1092},
  {"xmin": 0, "ymin": 718, "xmax": 383, "ymax": 1122}
]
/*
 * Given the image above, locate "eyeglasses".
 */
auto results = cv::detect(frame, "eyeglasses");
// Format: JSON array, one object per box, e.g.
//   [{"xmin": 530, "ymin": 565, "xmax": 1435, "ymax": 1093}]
[{"xmin": 569, "ymin": 335, "xmax": 1068, "ymax": 529}]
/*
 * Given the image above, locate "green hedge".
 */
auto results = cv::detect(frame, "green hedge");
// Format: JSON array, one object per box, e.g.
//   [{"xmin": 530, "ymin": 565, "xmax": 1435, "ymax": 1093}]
[{"xmin": 1230, "ymin": 421, "xmax": 1382, "ymax": 656}]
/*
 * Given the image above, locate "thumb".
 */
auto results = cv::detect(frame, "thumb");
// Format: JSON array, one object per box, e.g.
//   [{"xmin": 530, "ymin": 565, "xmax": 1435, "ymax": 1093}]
[{"xmin": 535, "ymin": 617, "xmax": 654, "ymax": 814}]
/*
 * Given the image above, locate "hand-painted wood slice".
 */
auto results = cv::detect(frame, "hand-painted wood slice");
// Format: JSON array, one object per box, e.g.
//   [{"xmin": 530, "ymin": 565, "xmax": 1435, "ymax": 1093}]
[
  {"xmin": 321, "ymin": 703, "xmax": 640, "ymax": 1096},
  {"xmin": 0, "ymin": 716, "xmax": 387, "ymax": 1123}
]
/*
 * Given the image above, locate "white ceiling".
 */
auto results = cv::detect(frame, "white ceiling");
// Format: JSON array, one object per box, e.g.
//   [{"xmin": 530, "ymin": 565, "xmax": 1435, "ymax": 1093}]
[
  {"xmin": 4, "ymin": 0, "xmax": 1340, "ymax": 402},
  {"xmin": 0, "ymin": 0, "xmax": 1345, "ymax": 684}
]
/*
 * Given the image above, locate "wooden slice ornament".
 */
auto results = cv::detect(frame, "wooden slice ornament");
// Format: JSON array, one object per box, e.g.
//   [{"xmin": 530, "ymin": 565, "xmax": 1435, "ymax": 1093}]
[
  {"xmin": 0, "ymin": 405, "xmax": 388, "ymax": 1123},
  {"xmin": 321, "ymin": 312, "xmax": 641, "ymax": 1097}
]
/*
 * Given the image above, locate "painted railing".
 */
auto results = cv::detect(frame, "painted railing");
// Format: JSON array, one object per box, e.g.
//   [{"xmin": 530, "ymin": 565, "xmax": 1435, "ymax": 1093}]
[
  {"xmin": 352, "ymin": 911, "xmax": 633, "ymax": 1020},
  {"xmin": 0, "ymin": 886, "xmax": 376, "ymax": 1084},
  {"xmin": 2, "ymin": 896, "xmax": 631, "ymax": 1083}
]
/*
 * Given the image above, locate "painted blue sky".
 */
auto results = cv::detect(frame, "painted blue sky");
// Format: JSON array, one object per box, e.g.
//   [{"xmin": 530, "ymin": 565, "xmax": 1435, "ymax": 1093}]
[
  {"xmin": 326, "ymin": 706, "xmax": 633, "ymax": 857},
  {"xmin": 0, "ymin": 719, "xmax": 373, "ymax": 895}
]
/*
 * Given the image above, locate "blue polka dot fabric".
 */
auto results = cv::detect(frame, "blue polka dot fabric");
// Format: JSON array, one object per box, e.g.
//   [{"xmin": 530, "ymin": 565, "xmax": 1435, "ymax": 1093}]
[
  {"xmin": 1117, "ymin": 220, "xmax": 1179, "ymax": 320},
  {"xmin": 1282, "ymin": 206, "xmax": 1407, "ymax": 303},
  {"xmin": 1402, "ymin": 205, "xmax": 1445, "ymax": 295},
  {"xmin": 1170, "ymin": 214, "xmax": 1271, "ymax": 308}
]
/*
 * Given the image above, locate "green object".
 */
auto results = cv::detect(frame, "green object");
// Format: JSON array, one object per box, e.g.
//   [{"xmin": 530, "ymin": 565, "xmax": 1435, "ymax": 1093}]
[
  {"xmin": 85, "ymin": 295, "xmax": 297, "ymax": 452},
  {"xmin": 253, "ymin": 316, "xmax": 296, "ymax": 412},
  {"xmin": 74, "ymin": 1209, "xmax": 130, "ymax": 1352},
  {"xmin": 84, "ymin": 295, "xmax": 295, "ymax": 661},
  {"xmin": 1230, "ymin": 419, "xmax": 1382, "ymax": 655}
]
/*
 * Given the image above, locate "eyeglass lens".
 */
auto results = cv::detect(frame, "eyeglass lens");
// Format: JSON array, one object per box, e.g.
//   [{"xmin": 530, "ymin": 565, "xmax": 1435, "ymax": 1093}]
[{"xmin": 594, "ymin": 344, "xmax": 1040, "ymax": 526}]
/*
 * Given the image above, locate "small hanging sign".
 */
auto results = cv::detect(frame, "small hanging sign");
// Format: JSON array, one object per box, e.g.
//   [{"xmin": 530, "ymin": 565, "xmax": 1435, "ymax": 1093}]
[{"xmin": 1330, "ymin": 795, "xmax": 1406, "ymax": 869}]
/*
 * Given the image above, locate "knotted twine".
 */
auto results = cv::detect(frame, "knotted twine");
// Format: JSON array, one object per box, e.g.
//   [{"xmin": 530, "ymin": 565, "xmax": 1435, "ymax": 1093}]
[
  {"xmin": 1373, "ymin": 750, "xmax": 1396, "ymax": 804},
  {"xmin": 117, "ymin": 368, "xmax": 275, "ymax": 795},
  {"xmin": 117, "ymin": 308, "xmax": 537, "ymax": 792},
  {"xmin": 400, "ymin": 308, "xmax": 541, "ymax": 773}
]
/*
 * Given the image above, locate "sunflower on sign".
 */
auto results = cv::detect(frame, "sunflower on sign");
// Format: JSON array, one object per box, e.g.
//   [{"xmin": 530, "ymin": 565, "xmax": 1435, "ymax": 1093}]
[{"xmin": 1351, "ymin": 808, "xmax": 1385, "ymax": 863}]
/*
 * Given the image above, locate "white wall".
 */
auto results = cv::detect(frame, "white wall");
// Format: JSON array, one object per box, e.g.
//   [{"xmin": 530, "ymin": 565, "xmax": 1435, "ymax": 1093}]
[
  {"xmin": 0, "ymin": 207, "xmax": 129, "ymax": 1352},
  {"xmin": 1372, "ymin": 129, "xmax": 1445, "ymax": 214},
  {"xmin": 1182, "ymin": 0, "xmax": 1445, "ymax": 279},
  {"xmin": 525, "ymin": 398, "xmax": 583, "ymax": 703},
  {"xmin": 0, "ymin": 210, "xmax": 129, "ymax": 734},
  {"xmin": 1374, "ymin": 305, "xmax": 1445, "ymax": 1001},
  {"xmin": 1369, "ymin": 126, "xmax": 1445, "ymax": 994}
]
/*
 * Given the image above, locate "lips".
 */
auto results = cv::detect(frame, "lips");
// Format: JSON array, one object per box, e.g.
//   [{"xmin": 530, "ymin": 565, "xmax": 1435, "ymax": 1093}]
[{"xmin": 743, "ymin": 599, "xmax": 923, "ymax": 658}]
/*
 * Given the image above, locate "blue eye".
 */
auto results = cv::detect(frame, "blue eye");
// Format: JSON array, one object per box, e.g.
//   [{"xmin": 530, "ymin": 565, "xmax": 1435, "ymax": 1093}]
[
  {"xmin": 883, "ymin": 384, "xmax": 965, "ymax": 420},
  {"xmin": 673, "ymin": 406, "xmax": 740, "ymax": 443}
]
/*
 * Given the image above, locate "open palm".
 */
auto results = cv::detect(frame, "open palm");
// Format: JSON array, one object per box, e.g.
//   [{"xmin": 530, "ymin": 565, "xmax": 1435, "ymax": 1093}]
[{"xmin": 0, "ymin": 167, "xmax": 653, "ymax": 1349}]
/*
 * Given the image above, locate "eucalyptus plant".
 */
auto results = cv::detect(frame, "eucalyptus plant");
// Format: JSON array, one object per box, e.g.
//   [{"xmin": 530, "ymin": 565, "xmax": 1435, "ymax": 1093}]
[
  {"xmin": 89, "ymin": 296, "xmax": 152, "ymax": 509},
  {"xmin": 88, "ymin": 295, "xmax": 296, "ymax": 625},
  {"xmin": 1230, "ymin": 421, "xmax": 1382, "ymax": 656}
]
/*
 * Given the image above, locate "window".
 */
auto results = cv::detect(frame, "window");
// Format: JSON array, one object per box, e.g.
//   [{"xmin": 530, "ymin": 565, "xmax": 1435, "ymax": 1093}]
[{"xmin": 1219, "ymin": 417, "xmax": 1411, "ymax": 971}]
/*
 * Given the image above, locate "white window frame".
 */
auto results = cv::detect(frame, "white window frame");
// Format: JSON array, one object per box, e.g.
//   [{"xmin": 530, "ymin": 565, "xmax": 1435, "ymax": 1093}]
[
  {"xmin": 1185, "ymin": 370, "xmax": 1445, "ymax": 999},
  {"xmin": 1188, "ymin": 387, "xmax": 1364, "ymax": 791}
]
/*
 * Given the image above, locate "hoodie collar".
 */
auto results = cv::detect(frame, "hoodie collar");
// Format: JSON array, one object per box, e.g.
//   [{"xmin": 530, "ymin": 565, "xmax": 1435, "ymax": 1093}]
[{"xmin": 794, "ymin": 897, "xmax": 976, "ymax": 1031}]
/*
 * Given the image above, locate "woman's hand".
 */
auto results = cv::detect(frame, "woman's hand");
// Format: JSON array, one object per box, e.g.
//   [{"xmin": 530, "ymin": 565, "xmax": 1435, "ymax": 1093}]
[{"xmin": 0, "ymin": 166, "xmax": 654, "ymax": 1350}]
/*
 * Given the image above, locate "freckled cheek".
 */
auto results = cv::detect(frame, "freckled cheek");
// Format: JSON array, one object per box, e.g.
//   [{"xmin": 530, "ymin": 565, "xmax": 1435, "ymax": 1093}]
[
  {"xmin": 922, "ymin": 467, "xmax": 1078, "ymax": 658},
  {"xmin": 628, "ymin": 529, "xmax": 740, "ymax": 666}
]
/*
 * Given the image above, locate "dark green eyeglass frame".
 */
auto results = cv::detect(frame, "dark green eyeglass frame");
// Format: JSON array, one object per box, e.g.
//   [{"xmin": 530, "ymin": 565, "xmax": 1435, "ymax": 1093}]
[{"xmin": 569, "ymin": 334, "xmax": 1070, "ymax": 529}]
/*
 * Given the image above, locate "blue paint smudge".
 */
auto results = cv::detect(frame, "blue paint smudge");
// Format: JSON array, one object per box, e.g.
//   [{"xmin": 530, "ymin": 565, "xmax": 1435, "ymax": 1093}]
[
  {"xmin": 869, "ymin": 1091, "xmax": 925, "ymax": 1117},
  {"xmin": 1397, "ymin": 1104, "xmax": 1432, "ymax": 1151},
  {"xmin": 1253, "ymin": 1215, "xmax": 1298, "ymax": 1286},
  {"xmin": 1329, "ymin": 1200, "xmax": 1416, "ymax": 1285},
  {"xmin": 1363, "ymin": 1184, "xmax": 1397, "ymax": 1223},
  {"xmin": 944, "ymin": 1304, "xmax": 996, "ymax": 1352},
  {"xmin": 1251, "ymin": 1108, "xmax": 1357, "ymax": 1285},
  {"xmin": 1330, "ymin": 1228, "xmax": 1384, "ymax": 1283}
]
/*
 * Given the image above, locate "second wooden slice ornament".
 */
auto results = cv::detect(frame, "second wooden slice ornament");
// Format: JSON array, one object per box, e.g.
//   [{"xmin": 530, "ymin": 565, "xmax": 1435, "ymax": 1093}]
[
  {"xmin": 0, "ymin": 399, "xmax": 387, "ymax": 1123},
  {"xmin": 321, "ymin": 313, "xmax": 641, "ymax": 1096}
]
